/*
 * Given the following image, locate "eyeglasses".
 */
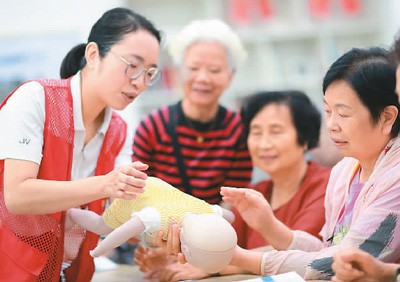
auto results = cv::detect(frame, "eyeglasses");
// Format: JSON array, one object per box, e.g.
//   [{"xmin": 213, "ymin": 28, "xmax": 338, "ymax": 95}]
[{"xmin": 108, "ymin": 50, "xmax": 161, "ymax": 86}]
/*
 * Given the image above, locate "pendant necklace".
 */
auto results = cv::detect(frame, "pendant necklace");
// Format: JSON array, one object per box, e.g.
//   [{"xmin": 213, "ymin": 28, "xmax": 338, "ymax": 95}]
[{"xmin": 184, "ymin": 115, "xmax": 217, "ymax": 143}]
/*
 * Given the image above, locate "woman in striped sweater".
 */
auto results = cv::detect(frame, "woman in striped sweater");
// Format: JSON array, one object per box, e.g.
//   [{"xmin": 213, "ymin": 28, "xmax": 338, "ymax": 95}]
[
  {"xmin": 132, "ymin": 19, "xmax": 252, "ymax": 205},
  {"xmin": 132, "ymin": 19, "xmax": 252, "ymax": 280}
]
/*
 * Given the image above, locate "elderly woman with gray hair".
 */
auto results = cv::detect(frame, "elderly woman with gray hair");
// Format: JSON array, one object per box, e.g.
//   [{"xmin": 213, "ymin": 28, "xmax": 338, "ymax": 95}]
[{"xmin": 132, "ymin": 19, "xmax": 253, "ymax": 281}]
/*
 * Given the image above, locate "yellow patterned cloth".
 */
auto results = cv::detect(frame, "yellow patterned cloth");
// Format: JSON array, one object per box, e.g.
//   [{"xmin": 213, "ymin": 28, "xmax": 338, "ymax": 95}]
[{"xmin": 103, "ymin": 177, "xmax": 214, "ymax": 240}]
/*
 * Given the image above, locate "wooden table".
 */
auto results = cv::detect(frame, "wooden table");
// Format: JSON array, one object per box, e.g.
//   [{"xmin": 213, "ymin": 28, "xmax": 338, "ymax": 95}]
[
  {"xmin": 92, "ymin": 264, "xmax": 259, "ymax": 281},
  {"xmin": 92, "ymin": 264, "xmax": 325, "ymax": 281}
]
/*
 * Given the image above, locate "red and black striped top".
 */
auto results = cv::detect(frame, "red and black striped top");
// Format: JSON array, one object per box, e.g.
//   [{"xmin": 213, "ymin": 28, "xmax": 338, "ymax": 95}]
[{"xmin": 132, "ymin": 101, "xmax": 253, "ymax": 204}]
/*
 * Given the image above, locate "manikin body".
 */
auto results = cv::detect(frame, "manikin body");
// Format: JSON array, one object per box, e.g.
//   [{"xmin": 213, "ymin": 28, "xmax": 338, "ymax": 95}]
[{"xmin": 68, "ymin": 177, "xmax": 237, "ymax": 272}]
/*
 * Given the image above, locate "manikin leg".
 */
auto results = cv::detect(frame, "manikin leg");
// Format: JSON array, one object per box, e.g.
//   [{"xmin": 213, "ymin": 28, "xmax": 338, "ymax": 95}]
[{"xmin": 90, "ymin": 215, "xmax": 146, "ymax": 257}]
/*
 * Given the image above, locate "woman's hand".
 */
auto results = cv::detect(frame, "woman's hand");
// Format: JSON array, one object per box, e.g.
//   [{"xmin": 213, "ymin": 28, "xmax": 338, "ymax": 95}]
[
  {"xmin": 155, "ymin": 262, "xmax": 209, "ymax": 282},
  {"xmin": 221, "ymin": 187, "xmax": 274, "ymax": 235},
  {"xmin": 134, "ymin": 244, "xmax": 174, "ymax": 273},
  {"xmin": 135, "ymin": 226, "xmax": 195, "ymax": 281},
  {"xmin": 332, "ymin": 248, "xmax": 397, "ymax": 282},
  {"xmin": 156, "ymin": 223, "xmax": 187, "ymax": 264},
  {"xmin": 102, "ymin": 161, "xmax": 148, "ymax": 200}
]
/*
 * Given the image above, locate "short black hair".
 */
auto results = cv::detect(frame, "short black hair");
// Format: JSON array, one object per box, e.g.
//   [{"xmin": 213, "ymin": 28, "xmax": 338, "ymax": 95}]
[
  {"xmin": 60, "ymin": 7, "xmax": 161, "ymax": 79},
  {"xmin": 240, "ymin": 90, "xmax": 321, "ymax": 150},
  {"xmin": 323, "ymin": 47, "xmax": 400, "ymax": 137}
]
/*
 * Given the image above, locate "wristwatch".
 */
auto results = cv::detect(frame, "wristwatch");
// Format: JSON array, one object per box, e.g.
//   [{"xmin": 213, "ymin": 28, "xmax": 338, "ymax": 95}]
[{"xmin": 394, "ymin": 267, "xmax": 400, "ymax": 282}]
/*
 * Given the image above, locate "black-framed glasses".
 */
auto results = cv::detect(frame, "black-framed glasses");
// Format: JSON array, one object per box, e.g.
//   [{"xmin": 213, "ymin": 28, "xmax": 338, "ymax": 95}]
[{"xmin": 109, "ymin": 50, "xmax": 161, "ymax": 86}]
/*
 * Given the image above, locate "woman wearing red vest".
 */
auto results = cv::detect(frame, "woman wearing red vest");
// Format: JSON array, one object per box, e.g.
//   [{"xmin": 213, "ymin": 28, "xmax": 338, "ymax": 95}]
[{"xmin": 0, "ymin": 7, "xmax": 161, "ymax": 282}]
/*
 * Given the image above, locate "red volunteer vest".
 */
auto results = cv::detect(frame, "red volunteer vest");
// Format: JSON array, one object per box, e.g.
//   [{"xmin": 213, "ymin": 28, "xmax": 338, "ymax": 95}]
[{"xmin": 0, "ymin": 78, "xmax": 127, "ymax": 282}]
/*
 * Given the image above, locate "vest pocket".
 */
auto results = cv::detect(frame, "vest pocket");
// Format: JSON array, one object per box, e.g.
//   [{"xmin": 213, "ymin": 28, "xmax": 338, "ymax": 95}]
[{"xmin": 0, "ymin": 224, "xmax": 48, "ymax": 281}]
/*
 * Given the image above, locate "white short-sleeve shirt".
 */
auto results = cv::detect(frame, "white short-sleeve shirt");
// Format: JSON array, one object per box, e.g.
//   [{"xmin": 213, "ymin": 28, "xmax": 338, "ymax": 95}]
[{"xmin": 0, "ymin": 73, "xmax": 133, "ymax": 180}]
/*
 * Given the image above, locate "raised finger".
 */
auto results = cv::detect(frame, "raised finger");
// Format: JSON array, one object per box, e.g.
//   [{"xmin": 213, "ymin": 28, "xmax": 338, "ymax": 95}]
[
  {"xmin": 156, "ymin": 230, "xmax": 167, "ymax": 249},
  {"xmin": 169, "ymin": 223, "xmax": 181, "ymax": 255},
  {"xmin": 134, "ymin": 245, "xmax": 146, "ymax": 259},
  {"xmin": 120, "ymin": 174, "xmax": 147, "ymax": 192},
  {"xmin": 119, "ymin": 164, "xmax": 148, "ymax": 181},
  {"xmin": 118, "ymin": 190, "xmax": 140, "ymax": 200},
  {"xmin": 220, "ymin": 186, "xmax": 242, "ymax": 196},
  {"xmin": 130, "ymin": 161, "xmax": 149, "ymax": 171}
]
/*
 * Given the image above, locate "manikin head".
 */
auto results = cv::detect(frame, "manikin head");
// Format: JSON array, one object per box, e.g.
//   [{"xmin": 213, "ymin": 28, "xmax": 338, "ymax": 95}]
[{"xmin": 179, "ymin": 213, "xmax": 237, "ymax": 273}]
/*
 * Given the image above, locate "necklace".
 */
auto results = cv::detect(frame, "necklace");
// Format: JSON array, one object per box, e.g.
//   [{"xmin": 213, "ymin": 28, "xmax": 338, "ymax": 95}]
[{"xmin": 184, "ymin": 115, "xmax": 217, "ymax": 143}]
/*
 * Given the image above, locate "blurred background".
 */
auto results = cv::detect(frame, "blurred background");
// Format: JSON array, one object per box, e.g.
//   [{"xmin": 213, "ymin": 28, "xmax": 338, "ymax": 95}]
[
  {"xmin": 1, "ymin": 0, "xmax": 400, "ymax": 133},
  {"xmin": 2, "ymin": 0, "xmax": 400, "ymax": 266}
]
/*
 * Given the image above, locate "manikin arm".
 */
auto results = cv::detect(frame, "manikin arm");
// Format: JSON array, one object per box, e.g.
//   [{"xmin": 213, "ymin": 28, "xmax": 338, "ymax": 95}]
[{"xmin": 67, "ymin": 208, "xmax": 113, "ymax": 235}]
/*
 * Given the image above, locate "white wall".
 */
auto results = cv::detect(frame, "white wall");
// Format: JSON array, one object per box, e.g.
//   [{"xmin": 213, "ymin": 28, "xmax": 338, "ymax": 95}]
[
  {"xmin": 1, "ymin": 0, "xmax": 400, "ymax": 134},
  {"xmin": 0, "ymin": 1, "xmax": 128, "ymax": 82},
  {"xmin": 0, "ymin": 0, "xmax": 143, "ymax": 130},
  {"xmin": 381, "ymin": 0, "xmax": 400, "ymax": 46},
  {"xmin": 0, "ymin": 1, "xmax": 125, "ymax": 38}
]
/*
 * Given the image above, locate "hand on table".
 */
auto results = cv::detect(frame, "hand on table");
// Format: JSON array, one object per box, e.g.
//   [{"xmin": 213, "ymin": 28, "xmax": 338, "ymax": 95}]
[
  {"xmin": 154, "ymin": 262, "xmax": 209, "ymax": 282},
  {"xmin": 331, "ymin": 248, "xmax": 395, "ymax": 282}
]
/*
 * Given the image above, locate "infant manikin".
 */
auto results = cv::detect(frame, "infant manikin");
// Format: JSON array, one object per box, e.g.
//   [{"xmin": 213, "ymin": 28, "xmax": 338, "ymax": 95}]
[
  {"xmin": 68, "ymin": 176, "xmax": 237, "ymax": 273},
  {"xmin": 180, "ymin": 213, "xmax": 237, "ymax": 273}
]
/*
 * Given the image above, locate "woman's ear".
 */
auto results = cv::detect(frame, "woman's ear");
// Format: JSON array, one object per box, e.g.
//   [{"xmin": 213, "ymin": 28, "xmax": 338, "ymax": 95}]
[
  {"xmin": 303, "ymin": 142, "xmax": 308, "ymax": 152},
  {"xmin": 382, "ymin": 105, "xmax": 399, "ymax": 135},
  {"xmin": 85, "ymin": 42, "xmax": 100, "ymax": 69}
]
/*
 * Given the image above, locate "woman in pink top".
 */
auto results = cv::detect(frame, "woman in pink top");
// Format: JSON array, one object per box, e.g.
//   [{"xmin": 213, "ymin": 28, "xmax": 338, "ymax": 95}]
[
  {"xmin": 329, "ymin": 28, "xmax": 400, "ymax": 282},
  {"xmin": 160, "ymin": 47, "xmax": 400, "ymax": 281}
]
